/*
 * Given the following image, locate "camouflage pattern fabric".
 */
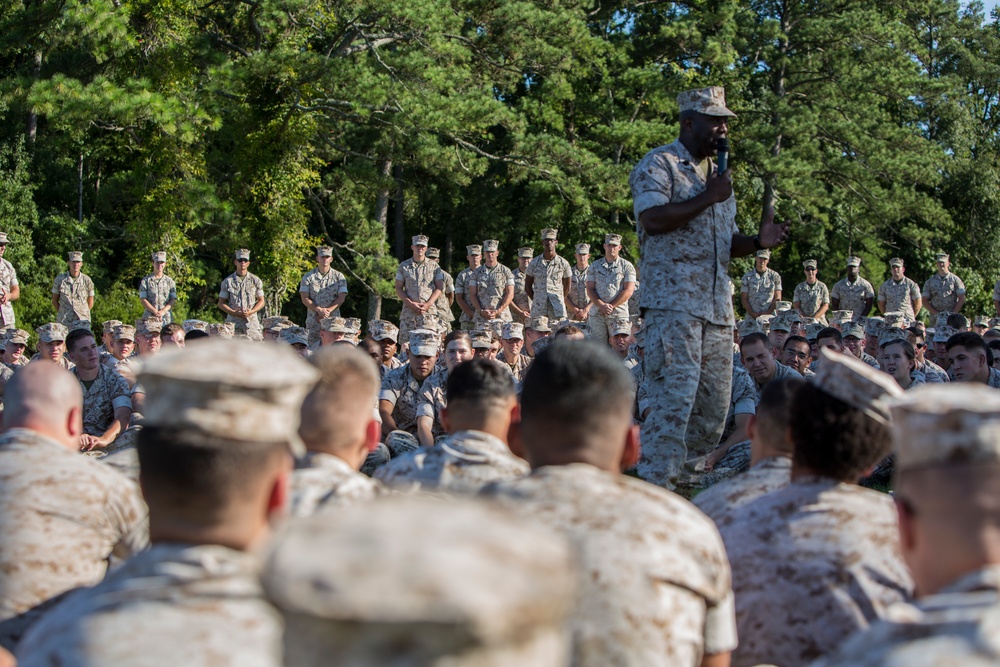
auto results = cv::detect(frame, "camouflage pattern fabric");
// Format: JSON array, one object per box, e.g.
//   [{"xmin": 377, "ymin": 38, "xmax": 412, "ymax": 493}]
[
  {"xmin": 740, "ymin": 268, "xmax": 782, "ymax": 314},
  {"xmin": 290, "ymin": 451, "xmax": 388, "ymax": 517},
  {"xmin": 512, "ymin": 268, "xmax": 531, "ymax": 324},
  {"xmin": 587, "ymin": 257, "xmax": 637, "ymax": 343},
  {"xmin": 878, "ymin": 277, "xmax": 922, "ymax": 319},
  {"xmin": 830, "ymin": 276, "xmax": 875, "ymax": 315},
  {"xmin": 526, "ymin": 254, "xmax": 571, "ymax": 319},
  {"xmin": 379, "ymin": 364, "xmax": 426, "ymax": 434},
  {"xmin": 793, "ymin": 280, "xmax": 831, "ymax": 319},
  {"xmin": 0, "ymin": 259, "xmax": 18, "ymax": 327},
  {"xmin": 299, "ymin": 267, "xmax": 347, "ymax": 345},
  {"xmin": 693, "ymin": 456, "xmax": 791, "ymax": 527},
  {"xmin": 52, "ymin": 272, "xmax": 95, "ymax": 325},
  {"xmin": 415, "ymin": 369, "xmax": 449, "ymax": 438},
  {"xmin": 138, "ymin": 274, "xmax": 177, "ymax": 324},
  {"xmin": 471, "ymin": 263, "xmax": 515, "ymax": 325},
  {"xmin": 454, "ymin": 266, "xmax": 477, "ymax": 329},
  {"xmin": 922, "ymin": 272, "xmax": 966, "ymax": 313},
  {"xmin": 568, "ymin": 264, "xmax": 590, "ymax": 315},
  {"xmin": 74, "ymin": 363, "xmax": 132, "ymax": 438},
  {"xmin": 218, "ymin": 271, "xmax": 265, "ymax": 340}
]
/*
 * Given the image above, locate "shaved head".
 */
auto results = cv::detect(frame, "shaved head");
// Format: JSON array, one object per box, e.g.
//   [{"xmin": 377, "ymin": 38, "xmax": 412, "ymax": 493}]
[
  {"xmin": 299, "ymin": 346, "xmax": 380, "ymax": 455},
  {"xmin": 5, "ymin": 361, "xmax": 84, "ymax": 448}
]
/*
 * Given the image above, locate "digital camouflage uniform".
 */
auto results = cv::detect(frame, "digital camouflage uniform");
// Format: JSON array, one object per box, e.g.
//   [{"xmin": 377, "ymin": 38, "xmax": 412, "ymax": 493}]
[
  {"xmin": 922, "ymin": 271, "xmax": 966, "ymax": 313},
  {"xmin": 74, "ymin": 362, "xmax": 133, "ymax": 448},
  {"xmin": 16, "ymin": 543, "xmax": 283, "ymax": 667},
  {"xmin": 830, "ymin": 276, "xmax": 875, "ymax": 315},
  {"xmin": 416, "ymin": 368, "xmax": 449, "ymax": 439},
  {"xmin": 693, "ymin": 456, "xmax": 791, "ymax": 528},
  {"xmin": 471, "ymin": 263, "xmax": 515, "ymax": 325},
  {"xmin": 484, "ymin": 464, "xmax": 738, "ymax": 667},
  {"xmin": 740, "ymin": 267, "xmax": 782, "ymax": 315},
  {"xmin": 793, "ymin": 280, "xmax": 831, "ymax": 322},
  {"xmin": 379, "ymin": 364, "xmax": 426, "ymax": 434},
  {"xmin": 496, "ymin": 349, "xmax": 531, "ymax": 384},
  {"xmin": 587, "ymin": 256, "xmax": 637, "ymax": 345},
  {"xmin": 299, "ymin": 267, "xmax": 348, "ymax": 347},
  {"xmin": 568, "ymin": 264, "xmax": 590, "ymax": 319},
  {"xmin": 720, "ymin": 477, "xmax": 914, "ymax": 667},
  {"xmin": 699, "ymin": 365, "xmax": 760, "ymax": 487},
  {"xmin": 290, "ymin": 451, "xmax": 388, "ymax": 517},
  {"xmin": 396, "ymin": 258, "xmax": 444, "ymax": 341},
  {"xmin": 138, "ymin": 274, "xmax": 177, "ymax": 324},
  {"xmin": 454, "ymin": 266, "xmax": 477, "ymax": 330},
  {"xmin": 630, "ymin": 138, "xmax": 738, "ymax": 489},
  {"xmin": 512, "ymin": 266, "xmax": 531, "ymax": 324},
  {"xmin": 52, "ymin": 272, "xmax": 95, "ymax": 325},
  {"xmin": 879, "ymin": 277, "xmax": 922, "ymax": 319},
  {"xmin": 0, "ymin": 428, "xmax": 146, "ymax": 650},
  {"xmin": 812, "ymin": 565, "xmax": 1000, "ymax": 667},
  {"xmin": 0, "ymin": 258, "xmax": 18, "ymax": 327},
  {"xmin": 917, "ymin": 359, "xmax": 949, "ymax": 383},
  {"xmin": 526, "ymin": 253, "xmax": 572, "ymax": 320},
  {"xmin": 219, "ymin": 271, "xmax": 265, "ymax": 340},
  {"xmin": 374, "ymin": 429, "xmax": 529, "ymax": 495},
  {"xmin": 435, "ymin": 269, "xmax": 455, "ymax": 332},
  {"xmin": 378, "ymin": 355, "xmax": 404, "ymax": 381}
]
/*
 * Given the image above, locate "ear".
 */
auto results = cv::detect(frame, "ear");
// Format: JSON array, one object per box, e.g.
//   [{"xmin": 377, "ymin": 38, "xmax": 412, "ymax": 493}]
[
  {"xmin": 619, "ymin": 424, "xmax": 641, "ymax": 471},
  {"xmin": 267, "ymin": 454, "xmax": 292, "ymax": 517},
  {"xmin": 364, "ymin": 418, "xmax": 381, "ymax": 453},
  {"xmin": 66, "ymin": 405, "xmax": 83, "ymax": 439},
  {"xmin": 895, "ymin": 496, "xmax": 917, "ymax": 553},
  {"xmin": 746, "ymin": 414, "xmax": 758, "ymax": 442},
  {"xmin": 440, "ymin": 405, "xmax": 451, "ymax": 433},
  {"xmin": 507, "ymin": 413, "xmax": 526, "ymax": 461}
]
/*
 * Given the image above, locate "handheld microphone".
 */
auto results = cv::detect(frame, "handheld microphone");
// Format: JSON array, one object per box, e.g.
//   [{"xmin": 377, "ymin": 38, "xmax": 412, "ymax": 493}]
[{"xmin": 716, "ymin": 138, "xmax": 729, "ymax": 175}]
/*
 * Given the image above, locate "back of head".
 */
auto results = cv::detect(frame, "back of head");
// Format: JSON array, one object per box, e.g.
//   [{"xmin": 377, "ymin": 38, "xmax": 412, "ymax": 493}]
[
  {"xmin": 261, "ymin": 496, "xmax": 574, "ymax": 667},
  {"xmin": 4, "ymin": 361, "xmax": 83, "ymax": 443},
  {"xmin": 519, "ymin": 340, "xmax": 633, "ymax": 467},
  {"xmin": 947, "ymin": 330, "xmax": 987, "ymax": 354},
  {"xmin": 299, "ymin": 346, "xmax": 380, "ymax": 455},
  {"xmin": 755, "ymin": 377, "xmax": 805, "ymax": 457},
  {"xmin": 947, "ymin": 313, "xmax": 969, "ymax": 331},
  {"xmin": 445, "ymin": 359, "xmax": 515, "ymax": 432}
]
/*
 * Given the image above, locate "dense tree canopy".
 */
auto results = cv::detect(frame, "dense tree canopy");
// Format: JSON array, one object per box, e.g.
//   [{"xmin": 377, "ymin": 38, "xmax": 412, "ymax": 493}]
[{"xmin": 1, "ymin": 0, "xmax": 998, "ymax": 331}]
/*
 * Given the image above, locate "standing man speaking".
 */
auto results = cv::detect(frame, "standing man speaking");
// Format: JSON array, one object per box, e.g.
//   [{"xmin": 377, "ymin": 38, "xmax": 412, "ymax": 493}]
[{"xmin": 629, "ymin": 87, "xmax": 788, "ymax": 490}]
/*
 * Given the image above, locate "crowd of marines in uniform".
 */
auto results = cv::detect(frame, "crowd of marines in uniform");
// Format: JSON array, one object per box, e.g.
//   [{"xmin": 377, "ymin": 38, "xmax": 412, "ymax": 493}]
[{"xmin": 3, "ymin": 86, "xmax": 1000, "ymax": 665}]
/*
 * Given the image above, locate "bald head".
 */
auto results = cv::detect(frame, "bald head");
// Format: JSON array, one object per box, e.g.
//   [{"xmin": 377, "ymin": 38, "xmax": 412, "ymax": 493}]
[
  {"xmin": 299, "ymin": 346, "xmax": 380, "ymax": 457},
  {"xmin": 5, "ymin": 361, "xmax": 84, "ymax": 448}
]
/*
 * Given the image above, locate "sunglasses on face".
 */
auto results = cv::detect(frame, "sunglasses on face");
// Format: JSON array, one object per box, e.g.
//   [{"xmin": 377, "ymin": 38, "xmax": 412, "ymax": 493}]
[{"xmin": 236, "ymin": 259, "xmax": 249, "ymax": 263}]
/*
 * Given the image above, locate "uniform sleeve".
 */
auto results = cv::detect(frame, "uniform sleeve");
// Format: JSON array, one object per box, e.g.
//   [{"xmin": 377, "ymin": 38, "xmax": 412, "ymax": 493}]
[
  {"xmin": 630, "ymin": 153, "xmax": 675, "ymax": 217},
  {"xmin": 793, "ymin": 284, "xmax": 803, "ymax": 303},
  {"xmin": 775, "ymin": 272, "xmax": 783, "ymax": 293},
  {"xmin": 504, "ymin": 267, "xmax": 515, "ymax": 287},
  {"xmin": 878, "ymin": 282, "xmax": 887, "ymax": 300},
  {"xmin": 52, "ymin": 275, "xmax": 61, "ymax": 295},
  {"xmin": 394, "ymin": 268, "xmax": 405, "ymax": 281},
  {"xmin": 703, "ymin": 589, "xmax": 739, "ymax": 655},
  {"xmin": 739, "ymin": 273, "xmax": 750, "ymax": 293},
  {"xmin": 415, "ymin": 377, "xmax": 436, "ymax": 419},
  {"xmin": 821, "ymin": 283, "xmax": 830, "ymax": 304},
  {"xmin": 561, "ymin": 258, "xmax": 572, "ymax": 280},
  {"xmin": 623, "ymin": 261, "xmax": 637, "ymax": 284},
  {"xmin": 337, "ymin": 273, "xmax": 348, "ymax": 294},
  {"xmin": 87, "ymin": 276, "xmax": 95, "ymax": 297},
  {"xmin": 379, "ymin": 373, "xmax": 401, "ymax": 407},
  {"xmin": 921, "ymin": 279, "xmax": 931, "ymax": 299},
  {"xmin": 299, "ymin": 272, "xmax": 311, "ymax": 293},
  {"xmin": 168, "ymin": 278, "xmax": 177, "ymax": 300},
  {"xmin": 864, "ymin": 280, "xmax": 875, "ymax": 299},
  {"xmin": 138, "ymin": 277, "xmax": 149, "ymax": 300},
  {"xmin": 454, "ymin": 273, "xmax": 466, "ymax": 295},
  {"xmin": 956, "ymin": 275, "xmax": 966, "ymax": 294},
  {"xmin": 910, "ymin": 280, "xmax": 921, "ymax": 300},
  {"xmin": 829, "ymin": 281, "xmax": 841, "ymax": 300},
  {"xmin": 434, "ymin": 266, "xmax": 445, "ymax": 285},
  {"xmin": 110, "ymin": 371, "xmax": 133, "ymax": 411},
  {"xmin": 219, "ymin": 278, "xmax": 230, "ymax": 299},
  {"xmin": 8, "ymin": 264, "xmax": 18, "ymax": 287},
  {"xmin": 106, "ymin": 477, "xmax": 150, "ymax": 559},
  {"xmin": 254, "ymin": 276, "xmax": 265, "ymax": 298}
]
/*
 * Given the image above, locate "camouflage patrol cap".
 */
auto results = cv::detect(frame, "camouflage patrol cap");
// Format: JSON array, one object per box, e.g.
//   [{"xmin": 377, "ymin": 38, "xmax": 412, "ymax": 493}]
[
  {"xmin": 677, "ymin": 86, "xmax": 737, "ymax": 117},
  {"xmin": 344, "ymin": 318, "xmax": 361, "ymax": 335},
  {"xmin": 755, "ymin": 248, "xmax": 771, "ymax": 259},
  {"xmin": 502, "ymin": 322, "xmax": 524, "ymax": 340},
  {"xmin": 36, "ymin": 323, "xmax": 68, "ymax": 343},
  {"xmin": 262, "ymin": 316, "xmax": 292, "ymax": 333},
  {"xmin": 67, "ymin": 320, "xmax": 92, "ymax": 333},
  {"xmin": 990, "ymin": 317, "xmax": 1000, "ymax": 331},
  {"xmin": 756, "ymin": 313, "xmax": 774, "ymax": 328},
  {"xmin": 102, "ymin": 320, "xmax": 122, "ymax": 334},
  {"xmin": 151, "ymin": 251, "xmax": 167, "ymax": 263},
  {"xmin": 0, "ymin": 232, "xmax": 8, "ymax": 244},
  {"xmin": 842, "ymin": 322, "xmax": 866, "ymax": 340},
  {"xmin": 935, "ymin": 252, "xmax": 949, "ymax": 262},
  {"xmin": 933, "ymin": 325, "xmax": 956, "ymax": 344},
  {"xmin": 370, "ymin": 320, "xmax": 399, "ymax": 342},
  {"xmin": 409, "ymin": 331, "xmax": 439, "ymax": 357},
  {"xmin": 470, "ymin": 329, "xmax": 493, "ymax": 349},
  {"xmin": 113, "ymin": 325, "xmax": 136, "ymax": 342},
  {"xmin": 609, "ymin": 319, "xmax": 632, "ymax": 337},
  {"xmin": 426, "ymin": 247, "xmax": 440, "ymax": 260},
  {"xmin": 804, "ymin": 322, "xmax": 825, "ymax": 342},
  {"xmin": 136, "ymin": 317, "xmax": 164, "ymax": 335},
  {"xmin": 466, "ymin": 244, "xmax": 482, "ymax": 256},
  {"xmin": 138, "ymin": 338, "xmax": 319, "ymax": 451},
  {"xmin": 207, "ymin": 322, "xmax": 235, "ymax": 339},
  {"xmin": 889, "ymin": 257, "xmax": 904, "ymax": 268},
  {"xmin": 316, "ymin": 246, "xmax": 333, "ymax": 257},
  {"xmin": 321, "ymin": 316, "xmax": 351, "ymax": 334},
  {"xmin": 813, "ymin": 347, "xmax": 903, "ymax": 425},
  {"xmin": 891, "ymin": 385, "xmax": 1000, "ymax": 471},
  {"xmin": 883, "ymin": 312, "xmax": 910, "ymax": 328},
  {"xmin": 633, "ymin": 326, "xmax": 645, "ymax": 348},
  {"xmin": 527, "ymin": 316, "xmax": 552, "ymax": 333},
  {"xmin": 846, "ymin": 256, "xmax": 861, "ymax": 267},
  {"xmin": 413, "ymin": 313, "xmax": 441, "ymax": 334},
  {"xmin": 483, "ymin": 239, "xmax": 500, "ymax": 253},
  {"xmin": 485, "ymin": 319, "xmax": 506, "ymax": 339},
  {"xmin": 878, "ymin": 327, "xmax": 909, "ymax": 348},
  {"xmin": 769, "ymin": 313, "xmax": 793, "ymax": 333},
  {"xmin": 3, "ymin": 328, "xmax": 29, "ymax": 346},
  {"xmin": 234, "ymin": 248, "xmax": 250, "ymax": 260},
  {"xmin": 774, "ymin": 301, "xmax": 793, "ymax": 314},
  {"xmin": 182, "ymin": 320, "xmax": 209, "ymax": 333},
  {"xmin": 575, "ymin": 243, "xmax": 590, "ymax": 255},
  {"xmin": 864, "ymin": 316, "xmax": 885, "ymax": 337},
  {"xmin": 974, "ymin": 315, "xmax": 990, "ymax": 328},
  {"xmin": 829, "ymin": 310, "xmax": 854, "ymax": 327},
  {"xmin": 802, "ymin": 259, "xmax": 818, "ymax": 270},
  {"xmin": 540, "ymin": 228, "xmax": 558, "ymax": 240},
  {"xmin": 279, "ymin": 326, "xmax": 309, "ymax": 347},
  {"xmin": 737, "ymin": 319, "xmax": 764, "ymax": 337},
  {"xmin": 935, "ymin": 311, "xmax": 954, "ymax": 329},
  {"xmin": 604, "ymin": 234, "xmax": 622, "ymax": 246},
  {"xmin": 517, "ymin": 246, "xmax": 533, "ymax": 258},
  {"xmin": 260, "ymin": 496, "xmax": 574, "ymax": 667},
  {"xmin": 411, "ymin": 235, "xmax": 429, "ymax": 247},
  {"xmin": 67, "ymin": 251, "xmax": 83, "ymax": 262}
]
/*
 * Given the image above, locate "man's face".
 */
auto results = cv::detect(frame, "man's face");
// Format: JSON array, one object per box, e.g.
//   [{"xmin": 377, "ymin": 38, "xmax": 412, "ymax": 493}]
[
  {"xmin": 291, "ymin": 343, "xmax": 310, "ymax": 358},
  {"xmin": 843, "ymin": 335, "xmax": 865, "ymax": 358},
  {"xmin": 162, "ymin": 330, "xmax": 185, "ymax": 349},
  {"xmin": 913, "ymin": 337, "xmax": 926, "ymax": 363},
  {"xmin": 846, "ymin": 265, "xmax": 859, "ymax": 280},
  {"xmin": 409, "ymin": 353, "xmax": 436, "ymax": 379},
  {"xmin": 468, "ymin": 254, "xmax": 482, "ymax": 270},
  {"xmin": 575, "ymin": 252, "xmax": 589, "ymax": 267},
  {"xmin": 263, "ymin": 330, "xmax": 280, "ymax": 342},
  {"xmin": 768, "ymin": 330, "xmax": 788, "ymax": 352},
  {"xmin": 3, "ymin": 342, "xmax": 24, "ymax": 363},
  {"xmin": 891, "ymin": 265, "xmax": 905, "ymax": 280},
  {"xmin": 235, "ymin": 257, "xmax": 250, "ymax": 274},
  {"xmin": 68, "ymin": 260, "xmax": 83, "ymax": 277},
  {"xmin": 317, "ymin": 254, "xmax": 332, "ymax": 271},
  {"xmin": 804, "ymin": 266, "xmax": 817, "ymax": 284},
  {"xmin": 948, "ymin": 345, "xmax": 988, "ymax": 382},
  {"xmin": 139, "ymin": 332, "xmax": 161, "ymax": 355},
  {"xmin": 320, "ymin": 330, "xmax": 346, "ymax": 345},
  {"xmin": 378, "ymin": 338, "xmax": 398, "ymax": 363},
  {"xmin": 781, "ymin": 341, "xmax": 811, "ymax": 373},
  {"xmin": 517, "ymin": 256, "xmax": 530, "ymax": 270},
  {"xmin": 112, "ymin": 337, "xmax": 134, "ymax": 360},
  {"xmin": 38, "ymin": 339, "xmax": 65, "ymax": 362},
  {"xmin": 153, "ymin": 260, "xmax": 166, "ymax": 274},
  {"xmin": 684, "ymin": 112, "xmax": 729, "ymax": 159},
  {"xmin": 68, "ymin": 335, "xmax": 99, "ymax": 370},
  {"xmin": 502, "ymin": 337, "xmax": 523, "ymax": 359},
  {"xmin": 484, "ymin": 250, "xmax": 499, "ymax": 268},
  {"xmin": 817, "ymin": 336, "xmax": 844, "ymax": 355},
  {"xmin": 445, "ymin": 339, "xmax": 473, "ymax": 371},
  {"xmin": 934, "ymin": 340, "xmax": 949, "ymax": 362},
  {"xmin": 412, "ymin": 245, "xmax": 426, "ymax": 262},
  {"xmin": 755, "ymin": 256, "xmax": 769, "ymax": 272},
  {"xmin": 488, "ymin": 341, "xmax": 501, "ymax": 359},
  {"xmin": 610, "ymin": 333, "xmax": 631, "ymax": 358},
  {"xmin": 542, "ymin": 238, "xmax": 557, "ymax": 255},
  {"xmin": 742, "ymin": 340, "xmax": 776, "ymax": 383},
  {"xmin": 0, "ymin": 243, "xmax": 7, "ymax": 257},
  {"xmin": 604, "ymin": 243, "xmax": 620, "ymax": 262},
  {"xmin": 937, "ymin": 258, "xmax": 950, "ymax": 274}
]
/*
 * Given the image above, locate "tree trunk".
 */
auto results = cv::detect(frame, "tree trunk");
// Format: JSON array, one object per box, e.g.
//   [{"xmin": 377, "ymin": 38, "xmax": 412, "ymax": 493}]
[
  {"xmin": 368, "ymin": 156, "xmax": 393, "ymax": 321},
  {"xmin": 393, "ymin": 164, "xmax": 405, "ymax": 260},
  {"xmin": 26, "ymin": 51, "xmax": 41, "ymax": 146}
]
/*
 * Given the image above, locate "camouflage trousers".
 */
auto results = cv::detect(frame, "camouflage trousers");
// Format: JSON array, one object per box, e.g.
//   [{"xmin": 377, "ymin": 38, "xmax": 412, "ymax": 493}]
[
  {"xmin": 638, "ymin": 309, "xmax": 733, "ymax": 490},
  {"xmin": 227, "ymin": 315, "xmax": 263, "ymax": 341},
  {"xmin": 699, "ymin": 440, "xmax": 752, "ymax": 489},
  {"xmin": 529, "ymin": 293, "xmax": 567, "ymax": 320}
]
